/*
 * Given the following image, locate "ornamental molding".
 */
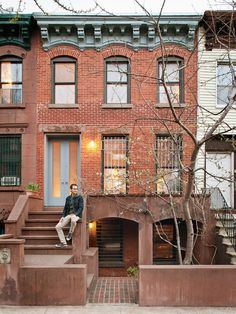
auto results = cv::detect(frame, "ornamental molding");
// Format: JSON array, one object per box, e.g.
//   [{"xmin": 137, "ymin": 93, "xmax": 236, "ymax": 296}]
[
  {"xmin": 0, "ymin": 14, "xmax": 33, "ymax": 50},
  {"xmin": 34, "ymin": 14, "xmax": 201, "ymax": 51}
]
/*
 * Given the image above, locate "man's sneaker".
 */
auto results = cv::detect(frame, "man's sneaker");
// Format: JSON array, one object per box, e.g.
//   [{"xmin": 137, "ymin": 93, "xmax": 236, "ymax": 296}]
[
  {"xmin": 66, "ymin": 232, "xmax": 72, "ymax": 241},
  {"xmin": 55, "ymin": 242, "xmax": 68, "ymax": 248}
]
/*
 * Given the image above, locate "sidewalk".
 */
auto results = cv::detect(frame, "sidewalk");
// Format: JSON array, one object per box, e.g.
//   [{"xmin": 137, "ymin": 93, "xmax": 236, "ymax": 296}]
[{"xmin": 0, "ymin": 305, "xmax": 236, "ymax": 314}]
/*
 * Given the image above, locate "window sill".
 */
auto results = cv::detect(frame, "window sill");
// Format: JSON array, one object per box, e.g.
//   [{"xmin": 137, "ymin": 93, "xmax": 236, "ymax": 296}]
[
  {"xmin": 0, "ymin": 186, "xmax": 24, "ymax": 191},
  {"xmin": 102, "ymin": 103, "xmax": 133, "ymax": 109},
  {"xmin": 48, "ymin": 103, "xmax": 80, "ymax": 108},
  {"xmin": 155, "ymin": 103, "xmax": 186, "ymax": 108},
  {"xmin": 0, "ymin": 103, "xmax": 25, "ymax": 109}
]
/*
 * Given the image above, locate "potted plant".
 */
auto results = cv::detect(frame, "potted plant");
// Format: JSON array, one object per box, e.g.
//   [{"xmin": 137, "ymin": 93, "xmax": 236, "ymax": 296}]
[{"xmin": 25, "ymin": 182, "xmax": 39, "ymax": 196}]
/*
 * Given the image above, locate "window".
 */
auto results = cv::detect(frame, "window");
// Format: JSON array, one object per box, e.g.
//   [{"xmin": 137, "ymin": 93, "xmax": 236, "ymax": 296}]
[
  {"xmin": 105, "ymin": 56, "xmax": 130, "ymax": 104},
  {"xmin": 0, "ymin": 136, "xmax": 21, "ymax": 186},
  {"xmin": 52, "ymin": 57, "xmax": 76, "ymax": 104},
  {"xmin": 217, "ymin": 64, "xmax": 236, "ymax": 105},
  {"xmin": 102, "ymin": 136, "xmax": 128, "ymax": 194},
  {"xmin": 156, "ymin": 135, "xmax": 182, "ymax": 194},
  {"xmin": 157, "ymin": 57, "xmax": 184, "ymax": 104},
  {"xmin": 0, "ymin": 56, "xmax": 22, "ymax": 104}
]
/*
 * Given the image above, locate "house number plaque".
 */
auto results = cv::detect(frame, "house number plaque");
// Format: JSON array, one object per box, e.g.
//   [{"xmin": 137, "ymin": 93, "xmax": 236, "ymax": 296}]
[{"xmin": 0, "ymin": 248, "xmax": 11, "ymax": 264}]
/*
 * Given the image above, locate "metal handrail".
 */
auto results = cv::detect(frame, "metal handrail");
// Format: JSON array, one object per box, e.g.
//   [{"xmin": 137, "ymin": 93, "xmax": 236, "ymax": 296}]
[{"xmin": 207, "ymin": 187, "xmax": 236, "ymax": 248}]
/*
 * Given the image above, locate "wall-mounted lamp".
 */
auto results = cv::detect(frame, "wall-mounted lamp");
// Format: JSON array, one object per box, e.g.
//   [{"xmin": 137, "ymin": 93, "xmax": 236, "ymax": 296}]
[
  {"xmin": 88, "ymin": 140, "xmax": 97, "ymax": 150},
  {"xmin": 89, "ymin": 222, "xmax": 94, "ymax": 229}
]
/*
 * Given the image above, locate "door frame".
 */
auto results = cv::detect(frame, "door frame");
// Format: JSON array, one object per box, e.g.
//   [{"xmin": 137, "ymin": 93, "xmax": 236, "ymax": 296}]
[{"xmin": 44, "ymin": 133, "xmax": 81, "ymax": 206}]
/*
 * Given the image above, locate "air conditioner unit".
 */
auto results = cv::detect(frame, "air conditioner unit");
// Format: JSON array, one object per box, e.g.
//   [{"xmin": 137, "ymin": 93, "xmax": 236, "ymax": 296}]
[{"xmin": 0, "ymin": 176, "xmax": 20, "ymax": 186}]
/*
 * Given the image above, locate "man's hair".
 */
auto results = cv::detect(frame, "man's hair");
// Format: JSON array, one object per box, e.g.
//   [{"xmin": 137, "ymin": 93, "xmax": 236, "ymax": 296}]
[{"xmin": 70, "ymin": 183, "xmax": 78, "ymax": 190}]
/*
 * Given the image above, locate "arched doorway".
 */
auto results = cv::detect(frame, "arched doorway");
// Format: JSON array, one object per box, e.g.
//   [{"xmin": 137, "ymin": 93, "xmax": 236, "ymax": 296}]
[{"xmin": 89, "ymin": 217, "xmax": 138, "ymax": 277}]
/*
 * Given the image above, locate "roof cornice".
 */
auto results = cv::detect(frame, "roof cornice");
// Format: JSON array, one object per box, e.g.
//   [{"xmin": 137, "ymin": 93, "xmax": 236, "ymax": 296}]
[
  {"xmin": 34, "ymin": 14, "xmax": 201, "ymax": 51},
  {"xmin": 0, "ymin": 14, "xmax": 33, "ymax": 50}
]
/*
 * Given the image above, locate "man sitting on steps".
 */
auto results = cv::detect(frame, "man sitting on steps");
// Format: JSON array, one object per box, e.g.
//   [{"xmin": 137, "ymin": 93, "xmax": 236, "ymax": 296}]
[{"xmin": 55, "ymin": 183, "xmax": 84, "ymax": 248}]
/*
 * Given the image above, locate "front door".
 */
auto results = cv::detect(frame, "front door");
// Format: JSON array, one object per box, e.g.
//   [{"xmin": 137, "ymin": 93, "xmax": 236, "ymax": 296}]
[
  {"xmin": 206, "ymin": 152, "xmax": 233, "ymax": 208},
  {"xmin": 45, "ymin": 135, "xmax": 80, "ymax": 206}
]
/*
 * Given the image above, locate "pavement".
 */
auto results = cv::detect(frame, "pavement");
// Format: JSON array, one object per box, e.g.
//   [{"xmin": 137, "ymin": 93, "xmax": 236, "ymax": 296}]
[{"xmin": 0, "ymin": 305, "xmax": 236, "ymax": 314}]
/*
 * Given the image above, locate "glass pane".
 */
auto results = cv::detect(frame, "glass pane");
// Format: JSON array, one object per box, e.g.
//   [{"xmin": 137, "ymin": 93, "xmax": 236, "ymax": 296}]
[
  {"xmin": 55, "ymin": 85, "xmax": 75, "ymax": 104},
  {"xmin": 156, "ymin": 136, "xmax": 180, "ymax": 168},
  {"xmin": 217, "ymin": 64, "xmax": 234, "ymax": 86},
  {"xmin": 52, "ymin": 141, "xmax": 61, "ymax": 197},
  {"xmin": 159, "ymin": 85, "xmax": 179, "ymax": 103},
  {"xmin": 1, "ymin": 62, "xmax": 22, "ymax": 83},
  {"xmin": 107, "ymin": 84, "xmax": 127, "ymax": 103},
  {"xmin": 107, "ymin": 63, "xmax": 127, "ymax": 82},
  {"xmin": 55, "ymin": 63, "xmax": 75, "ymax": 83},
  {"xmin": 69, "ymin": 141, "xmax": 78, "ymax": 185},
  {"xmin": 0, "ymin": 85, "xmax": 22, "ymax": 104},
  {"xmin": 156, "ymin": 170, "xmax": 181, "ymax": 194},
  {"xmin": 104, "ymin": 138, "xmax": 126, "ymax": 167},
  {"xmin": 104, "ymin": 168, "xmax": 126, "ymax": 194},
  {"xmin": 217, "ymin": 86, "xmax": 230, "ymax": 105},
  {"xmin": 159, "ymin": 62, "xmax": 179, "ymax": 82}
]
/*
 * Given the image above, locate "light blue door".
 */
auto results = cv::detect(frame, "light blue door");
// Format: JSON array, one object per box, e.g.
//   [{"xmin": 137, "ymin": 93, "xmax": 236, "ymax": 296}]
[{"xmin": 45, "ymin": 136, "xmax": 80, "ymax": 206}]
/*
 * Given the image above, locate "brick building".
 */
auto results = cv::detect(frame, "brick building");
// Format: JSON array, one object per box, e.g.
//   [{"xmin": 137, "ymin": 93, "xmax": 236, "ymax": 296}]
[{"xmin": 0, "ymin": 12, "xmax": 214, "ymax": 281}]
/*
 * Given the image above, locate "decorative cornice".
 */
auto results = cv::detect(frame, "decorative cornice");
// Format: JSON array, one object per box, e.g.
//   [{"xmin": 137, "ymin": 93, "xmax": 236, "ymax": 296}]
[
  {"xmin": 0, "ymin": 14, "xmax": 33, "ymax": 50},
  {"xmin": 34, "ymin": 14, "xmax": 201, "ymax": 51}
]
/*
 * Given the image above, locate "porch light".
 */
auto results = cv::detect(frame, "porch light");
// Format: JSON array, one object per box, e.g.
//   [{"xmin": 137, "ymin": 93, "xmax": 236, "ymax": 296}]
[{"xmin": 89, "ymin": 222, "xmax": 94, "ymax": 229}]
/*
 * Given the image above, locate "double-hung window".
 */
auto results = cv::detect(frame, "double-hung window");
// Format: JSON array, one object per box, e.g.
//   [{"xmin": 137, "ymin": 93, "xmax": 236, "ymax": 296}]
[
  {"xmin": 157, "ymin": 57, "xmax": 184, "ymax": 104},
  {"xmin": 0, "ymin": 56, "xmax": 22, "ymax": 105},
  {"xmin": 156, "ymin": 135, "xmax": 182, "ymax": 194},
  {"xmin": 0, "ymin": 136, "xmax": 21, "ymax": 186},
  {"xmin": 52, "ymin": 57, "xmax": 77, "ymax": 104},
  {"xmin": 102, "ymin": 136, "xmax": 128, "ymax": 194},
  {"xmin": 105, "ymin": 56, "xmax": 130, "ymax": 104},
  {"xmin": 217, "ymin": 63, "xmax": 236, "ymax": 106}
]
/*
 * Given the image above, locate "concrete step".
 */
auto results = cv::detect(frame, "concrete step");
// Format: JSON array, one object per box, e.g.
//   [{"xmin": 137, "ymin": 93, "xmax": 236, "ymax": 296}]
[
  {"xmin": 44, "ymin": 207, "xmax": 64, "ymax": 212},
  {"xmin": 25, "ymin": 244, "xmax": 72, "ymax": 255},
  {"xmin": 19, "ymin": 235, "xmax": 68, "ymax": 245},
  {"xmin": 25, "ymin": 219, "xmax": 59, "ymax": 227},
  {"xmin": 21, "ymin": 226, "xmax": 69, "ymax": 236},
  {"xmin": 28, "ymin": 211, "xmax": 62, "ymax": 220}
]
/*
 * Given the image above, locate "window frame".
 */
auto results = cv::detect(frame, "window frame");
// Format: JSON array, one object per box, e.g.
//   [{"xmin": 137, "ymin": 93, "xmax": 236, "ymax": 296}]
[
  {"xmin": 104, "ymin": 56, "xmax": 131, "ymax": 105},
  {"xmin": 0, "ymin": 135, "xmax": 21, "ymax": 186},
  {"xmin": 155, "ymin": 134, "xmax": 182, "ymax": 194},
  {"xmin": 102, "ymin": 135, "xmax": 129, "ymax": 194},
  {"xmin": 0, "ymin": 56, "xmax": 23, "ymax": 105},
  {"xmin": 51, "ymin": 56, "xmax": 77, "ymax": 105},
  {"xmin": 157, "ymin": 56, "xmax": 184, "ymax": 104}
]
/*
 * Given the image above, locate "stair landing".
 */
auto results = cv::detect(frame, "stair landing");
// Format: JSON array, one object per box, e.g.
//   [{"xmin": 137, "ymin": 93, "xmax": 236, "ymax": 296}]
[{"xmin": 24, "ymin": 254, "xmax": 72, "ymax": 266}]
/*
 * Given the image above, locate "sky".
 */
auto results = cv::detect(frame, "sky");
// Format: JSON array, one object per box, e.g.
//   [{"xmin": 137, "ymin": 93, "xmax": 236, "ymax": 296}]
[{"xmin": 0, "ymin": 0, "xmax": 233, "ymax": 14}]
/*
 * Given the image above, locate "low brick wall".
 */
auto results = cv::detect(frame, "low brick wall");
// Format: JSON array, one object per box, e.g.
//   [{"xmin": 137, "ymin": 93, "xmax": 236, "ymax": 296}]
[
  {"xmin": 19, "ymin": 264, "xmax": 87, "ymax": 305},
  {"xmin": 139, "ymin": 265, "xmax": 236, "ymax": 306}
]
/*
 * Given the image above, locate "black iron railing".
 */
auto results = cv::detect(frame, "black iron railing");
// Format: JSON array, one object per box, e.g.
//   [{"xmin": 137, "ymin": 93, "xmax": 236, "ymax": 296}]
[{"xmin": 208, "ymin": 187, "xmax": 236, "ymax": 248}]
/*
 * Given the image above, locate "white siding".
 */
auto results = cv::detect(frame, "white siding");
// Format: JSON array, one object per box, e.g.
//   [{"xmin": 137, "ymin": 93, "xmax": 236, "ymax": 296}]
[{"xmin": 196, "ymin": 27, "xmax": 236, "ymax": 191}]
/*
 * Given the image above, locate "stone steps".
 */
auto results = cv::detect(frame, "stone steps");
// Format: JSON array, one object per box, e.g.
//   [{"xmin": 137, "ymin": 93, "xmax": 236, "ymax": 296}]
[
  {"xmin": 215, "ymin": 213, "xmax": 236, "ymax": 265},
  {"xmin": 21, "ymin": 226, "xmax": 70, "ymax": 236},
  {"xmin": 25, "ymin": 219, "xmax": 59, "ymax": 227},
  {"xmin": 22, "ymin": 210, "xmax": 70, "ymax": 255},
  {"xmin": 25, "ymin": 244, "xmax": 73, "ymax": 255}
]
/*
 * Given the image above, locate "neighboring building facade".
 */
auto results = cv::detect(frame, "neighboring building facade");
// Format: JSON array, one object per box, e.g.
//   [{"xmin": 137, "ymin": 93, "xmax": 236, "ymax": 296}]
[
  {"xmin": 196, "ymin": 11, "xmax": 236, "ymax": 209},
  {"xmin": 0, "ymin": 13, "xmax": 215, "ymax": 275}
]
